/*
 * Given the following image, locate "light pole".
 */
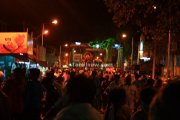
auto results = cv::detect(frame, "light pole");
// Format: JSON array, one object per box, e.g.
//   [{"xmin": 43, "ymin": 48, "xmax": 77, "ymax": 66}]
[
  {"xmin": 41, "ymin": 19, "xmax": 58, "ymax": 47},
  {"xmin": 131, "ymin": 37, "xmax": 134, "ymax": 66},
  {"xmin": 122, "ymin": 33, "xmax": 134, "ymax": 69},
  {"xmin": 41, "ymin": 24, "xmax": 45, "ymax": 46}
]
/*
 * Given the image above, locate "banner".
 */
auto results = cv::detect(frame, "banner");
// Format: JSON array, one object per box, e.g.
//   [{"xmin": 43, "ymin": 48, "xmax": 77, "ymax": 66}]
[{"xmin": 0, "ymin": 32, "xmax": 28, "ymax": 54}]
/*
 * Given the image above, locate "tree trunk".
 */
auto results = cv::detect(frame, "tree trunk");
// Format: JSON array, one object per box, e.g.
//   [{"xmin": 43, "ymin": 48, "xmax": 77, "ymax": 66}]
[
  {"xmin": 105, "ymin": 48, "xmax": 109, "ymax": 63},
  {"xmin": 152, "ymin": 42, "xmax": 156, "ymax": 79}
]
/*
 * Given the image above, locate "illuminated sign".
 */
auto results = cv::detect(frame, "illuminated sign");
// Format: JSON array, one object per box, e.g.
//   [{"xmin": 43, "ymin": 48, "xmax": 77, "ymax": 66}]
[
  {"xmin": 0, "ymin": 32, "xmax": 28, "ymax": 54},
  {"xmin": 73, "ymin": 54, "xmax": 82, "ymax": 62}
]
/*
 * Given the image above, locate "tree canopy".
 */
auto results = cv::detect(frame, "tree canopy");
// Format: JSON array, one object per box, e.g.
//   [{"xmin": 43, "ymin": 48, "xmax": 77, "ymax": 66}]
[{"xmin": 104, "ymin": 0, "xmax": 180, "ymax": 41}]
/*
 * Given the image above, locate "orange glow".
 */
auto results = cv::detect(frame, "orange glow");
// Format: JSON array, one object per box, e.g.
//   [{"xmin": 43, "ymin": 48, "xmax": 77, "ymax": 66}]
[
  {"xmin": 52, "ymin": 19, "xmax": 58, "ymax": 24},
  {"xmin": 65, "ymin": 53, "xmax": 68, "ymax": 57},
  {"xmin": 64, "ymin": 43, "xmax": 68, "ymax": 47},
  {"xmin": 122, "ymin": 33, "xmax": 127, "ymax": 38},
  {"xmin": 43, "ymin": 30, "xmax": 49, "ymax": 34}
]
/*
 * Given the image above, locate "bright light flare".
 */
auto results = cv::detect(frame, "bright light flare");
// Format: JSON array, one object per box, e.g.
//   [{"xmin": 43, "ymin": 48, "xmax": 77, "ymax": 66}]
[
  {"xmin": 52, "ymin": 19, "xmax": 58, "ymax": 24},
  {"xmin": 65, "ymin": 53, "xmax": 68, "ymax": 57},
  {"xmin": 43, "ymin": 30, "xmax": 49, "ymax": 35},
  {"xmin": 153, "ymin": 5, "xmax": 157, "ymax": 9},
  {"xmin": 75, "ymin": 42, "xmax": 81, "ymax": 45},
  {"xmin": 122, "ymin": 33, "xmax": 127, "ymax": 38},
  {"xmin": 64, "ymin": 44, "xmax": 68, "ymax": 47},
  {"xmin": 96, "ymin": 44, "xmax": 100, "ymax": 49}
]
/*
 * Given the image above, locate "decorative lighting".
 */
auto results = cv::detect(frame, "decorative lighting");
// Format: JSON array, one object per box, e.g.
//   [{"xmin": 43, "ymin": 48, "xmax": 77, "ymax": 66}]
[
  {"xmin": 96, "ymin": 44, "xmax": 100, "ymax": 49},
  {"xmin": 75, "ymin": 42, "xmax": 81, "ymax": 45}
]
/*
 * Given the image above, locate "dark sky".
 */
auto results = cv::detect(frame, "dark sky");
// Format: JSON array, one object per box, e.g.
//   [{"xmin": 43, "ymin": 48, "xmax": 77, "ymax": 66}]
[{"xmin": 0, "ymin": 0, "xmax": 116, "ymax": 47}]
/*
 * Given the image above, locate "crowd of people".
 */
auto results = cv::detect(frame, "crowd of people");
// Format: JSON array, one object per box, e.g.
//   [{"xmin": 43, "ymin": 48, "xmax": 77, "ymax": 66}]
[{"xmin": 0, "ymin": 67, "xmax": 179, "ymax": 120}]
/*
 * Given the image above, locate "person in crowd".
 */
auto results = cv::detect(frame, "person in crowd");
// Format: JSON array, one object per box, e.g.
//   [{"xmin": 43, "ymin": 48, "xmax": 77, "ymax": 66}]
[
  {"xmin": 145, "ymin": 78, "xmax": 154, "ymax": 88},
  {"xmin": 104, "ymin": 87, "xmax": 130, "ymax": 120},
  {"xmin": 54, "ymin": 74, "xmax": 102, "ymax": 120},
  {"xmin": 153, "ymin": 77, "xmax": 163, "ymax": 92},
  {"xmin": 3, "ymin": 68, "xmax": 26, "ymax": 120},
  {"xmin": 148, "ymin": 79, "xmax": 180, "ymax": 120},
  {"xmin": 100, "ymin": 72, "xmax": 112, "ymax": 113},
  {"xmin": 23, "ymin": 68, "xmax": 45, "ymax": 120},
  {"xmin": 106, "ymin": 74, "xmax": 122, "ymax": 91},
  {"xmin": 123, "ymin": 74, "xmax": 139, "ymax": 115},
  {"xmin": 41, "ymin": 70, "xmax": 61, "ymax": 119},
  {"xmin": 91, "ymin": 70, "xmax": 101, "ymax": 110},
  {"xmin": 132, "ymin": 87, "xmax": 156, "ymax": 120},
  {"xmin": 61, "ymin": 70, "xmax": 70, "ymax": 91},
  {"xmin": 0, "ymin": 71, "xmax": 11, "ymax": 120}
]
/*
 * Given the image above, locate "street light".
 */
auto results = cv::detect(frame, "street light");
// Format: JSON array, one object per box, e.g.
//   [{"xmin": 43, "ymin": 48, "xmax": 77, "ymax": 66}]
[
  {"xmin": 64, "ymin": 43, "xmax": 68, "ymax": 47},
  {"xmin": 121, "ymin": 33, "xmax": 134, "ymax": 66},
  {"xmin": 122, "ymin": 33, "xmax": 127, "ymax": 38},
  {"xmin": 41, "ymin": 19, "xmax": 58, "ymax": 46},
  {"xmin": 52, "ymin": 19, "xmax": 58, "ymax": 24}
]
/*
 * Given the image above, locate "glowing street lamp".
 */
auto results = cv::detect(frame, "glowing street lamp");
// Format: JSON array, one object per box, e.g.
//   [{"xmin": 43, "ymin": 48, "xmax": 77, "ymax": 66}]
[
  {"xmin": 52, "ymin": 19, "xmax": 58, "ymax": 24},
  {"xmin": 122, "ymin": 33, "xmax": 127, "ymax": 38},
  {"xmin": 121, "ymin": 33, "xmax": 134, "ymax": 66},
  {"xmin": 153, "ymin": 5, "xmax": 157, "ymax": 10},
  {"xmin": 43, "ymin": 30, "xmax": 49, "ymax": 35},
  {"xmin": 96, "ymin": 44, "xmax": 100, "ymax": 49},
  {"xmin": 65, "ymin": 53, "xmax": 69, "ymax": 57},
  {"xmin": 42, "ymin": 19, "xmax": 58, "ymax": 46},
  {"xmin": 64, "ymin": 43, "xmax": 68, "ymax": 47}
]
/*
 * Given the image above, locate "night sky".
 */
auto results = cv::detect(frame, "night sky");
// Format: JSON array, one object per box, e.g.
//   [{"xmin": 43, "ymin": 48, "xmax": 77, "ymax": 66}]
[{"xmin": 0, "ymin": 0, "xmax": 116, "ymax": 47}]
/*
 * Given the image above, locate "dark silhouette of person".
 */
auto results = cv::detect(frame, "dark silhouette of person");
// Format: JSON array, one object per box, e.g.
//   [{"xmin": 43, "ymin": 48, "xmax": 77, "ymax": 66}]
[
  {"xmin": 104, "ymin": 87, "xmax": 130, "ymax": 120},
  {"xmin": 3, "ymin": 68, "xmax": 26, "ymax": 120},
  {"xmin": 54, "ymin": 74, "xmax": 102, "ymax": 120},
  {"xmin": 149, "ymin": 79, "xmax": 180, "ymax": 120},
  {"xmin": 23, "ymin": 68, "xmax": 45, "ymax": 120},
  {"xmin": 0, "ymin": 71, "xmax": 11, "ymax": 120},
  {"xmin": 132, "ymin": 87, "xmax": 156, "ymax": 120}
]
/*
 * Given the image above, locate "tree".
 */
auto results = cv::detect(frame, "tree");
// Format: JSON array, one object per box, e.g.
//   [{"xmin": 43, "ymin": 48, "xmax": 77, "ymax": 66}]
[
  {"xmin": 101, "ymin": 38, "xmax": 115, "ymax": 62},
  {"xmin": 89, "ymin": 37, "xmax": 115, "ymax": 63},
  {"xmin": 104, "ymin": 0, "xmax": 180, "ymax": 77}
]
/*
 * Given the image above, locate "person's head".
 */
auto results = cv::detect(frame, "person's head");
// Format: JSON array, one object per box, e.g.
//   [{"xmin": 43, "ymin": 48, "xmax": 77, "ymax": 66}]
[
  {"xmin": 92, "ymin": 70, "xmax": 97, "ymax": 77},
  {"xmin": 29, "ymin": 68, "xmax": 40, "ymax": 81},
  {"xmin": 113, "ymin": 74, "xmax": 120, "ymax": 84},
  {"xmin": 109, "ymin": 88, "xmax": 127, "ymax": 106},
  {"xmin": 66, "ymin": 74, "xmax": 96, "ymax": 104},
  {"xmin": 140, "ymin": 87, "xmax": 156, "ymax": 108},
  {"xmin": 125, "ymin": 74, "xmax": 132, "ymax": 85},
  {"xmin": 13, "ymin": 68, "xmax": 26, "ymax": 79},
  {"xmin": 153, "ymin": 78, "xmax": 163, "ymax": 88},
  {"xmin": 149, "ymin": 79, "xmax": 180, "ymax": 120},
  {"xmin": 146, "ymin": 78, "xmax": 155, "ymax": 88}
]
